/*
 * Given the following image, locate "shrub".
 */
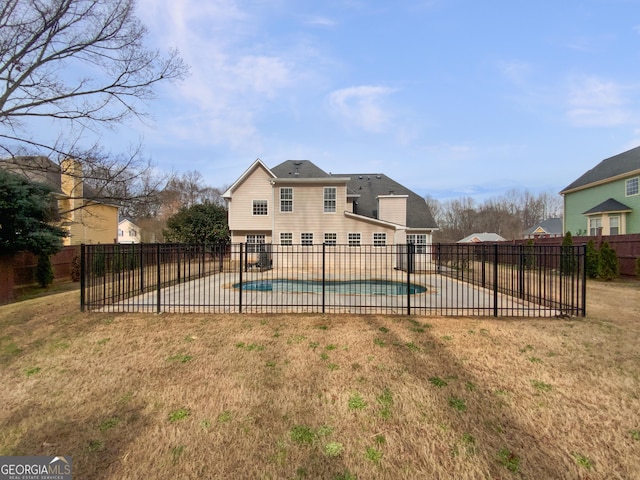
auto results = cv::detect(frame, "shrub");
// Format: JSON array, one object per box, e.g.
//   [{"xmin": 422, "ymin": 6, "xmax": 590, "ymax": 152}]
[
  {"xmin": 585, "ymin": 240, "xmax": 599, "ymax": 279},
  {"xmin": 597, "ymin": 242, "xmax": 619, "ymax": 281},
  {"xmin": 560, "ymin": 232, "xmax": 576, "ymax": 275},
  {"xmin": 523, "ymin": 239, "xmax": 535, "ymax": 269},
  {"xmin": 36, "ymin": 253, "xmax": 54, "ymax": 288}
]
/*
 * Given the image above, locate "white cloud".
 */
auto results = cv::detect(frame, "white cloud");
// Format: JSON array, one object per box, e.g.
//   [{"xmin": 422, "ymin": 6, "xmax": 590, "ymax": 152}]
[
  {"xmin": 499, "ymin": 61, "xmax": 533, "ymax": 86},
  {"xmin": 327, "ymin": 86, "xmax": 397, "ymax": 133},
  {"xmin": 134, "ymin": 0, "xmax": 316, "ymax": 148},
  {"xmin": 565, "ymin": 77, "xmax": 633, "ymax": 127}
]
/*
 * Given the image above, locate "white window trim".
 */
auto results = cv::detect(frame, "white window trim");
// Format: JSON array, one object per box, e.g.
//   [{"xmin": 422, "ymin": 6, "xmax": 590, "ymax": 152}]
[
  {"xmin": 324, "ymin": 233, "xmax": 337, "ymax": 246},
  {"xmin": 373, "ymin": 232, "xmax": 386, "ymax": 247},
  {"xmin": 280, "ymin": 187, "xmax": 293, "ymax": 213},
  {"xmin": 280, "ymin": 232, "xmax": 293, "ymax": 245},
  {"xmin": 252, "ymin": 200, "xmax": 268, "ymax": 216},
  {"xmin": 301, "ymin": 232, "xmax": 314, "ymax": 246},
  {"xmin": 626, "ymin": 177, "xmax": 639, "ymax": 197},
  {"xmin": 323, "ymin": 187, "xmax": 337, "ymax": 213},
  {"xmin": 348, "ymin": 232, "xmax": 361, "ymax": 247}
]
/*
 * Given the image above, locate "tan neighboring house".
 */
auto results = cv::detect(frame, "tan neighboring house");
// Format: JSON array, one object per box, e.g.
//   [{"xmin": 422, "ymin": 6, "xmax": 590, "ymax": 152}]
[
  {"xmin": 118, "ymin": 217, "xmax": 142, "ymax": 244},
  {"xmin": 223, "ymin": 159, "xmax": 438, "ymax": 267},
  {"xmin": 1, "ymin": 156, "xmax": 119, "ymax": 245}
]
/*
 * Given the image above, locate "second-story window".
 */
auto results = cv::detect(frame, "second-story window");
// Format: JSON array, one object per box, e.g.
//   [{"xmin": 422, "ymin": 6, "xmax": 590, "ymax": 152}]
[
  {"xmin": 324, "ymin": 187, "xmax": 336, "ymax": 213},
  {"xmin": 280, "ymin": 187, "xmax": 293, "ymax": 212},
  {"xmin": 626, "ymin": 177, "xmax": 639, "ymax": 196},
  {"xmin": 253, "ymin": 200, "xmax": 268, "ymax": 215}
]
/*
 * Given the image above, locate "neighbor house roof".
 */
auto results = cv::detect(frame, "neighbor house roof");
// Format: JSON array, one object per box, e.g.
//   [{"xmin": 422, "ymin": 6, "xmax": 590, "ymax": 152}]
[
  {"xmin": 561, "ymin": 146, "xmax": 640, "ymax": 193},
  {"xmin": 0, "ymin": 156, "xmax": 63, "ymax": 194},
  {"xmin": 270, "ymin": 160, "xmax": 438, "ymax": 229},
  {"xmin": 582, "ymin": 198, "xmax": 633, "ymax": 215},
  {"xmin": 458, "ymin": 233, "xmax": 506, "ymax": 243},
  {"xmin": 523, "ymin": 217, "xmax": 563, "ymax": 236}
]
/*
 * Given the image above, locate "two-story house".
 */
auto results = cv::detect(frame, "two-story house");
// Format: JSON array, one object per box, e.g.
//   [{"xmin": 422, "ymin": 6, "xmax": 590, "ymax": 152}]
[
  {"xmin": 561, "ymin": 146, "xmax": 640, "ymax": 236},
  {"xmin": 0, "ymin": 156, "xmax": 119, "ymax": 245},
  {"xmin": 223, "ymin": 159, "xmax": 438, "ymax": 253},
  {"xmin": 117, "ymin": 216, "xmax": 142, "ymax": 244}
]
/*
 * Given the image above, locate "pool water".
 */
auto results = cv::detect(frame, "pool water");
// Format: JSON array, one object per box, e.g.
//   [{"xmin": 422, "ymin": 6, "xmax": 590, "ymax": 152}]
[{"xmin": 233, "ymin": 279, "xmax": 427, "ymax": 295}]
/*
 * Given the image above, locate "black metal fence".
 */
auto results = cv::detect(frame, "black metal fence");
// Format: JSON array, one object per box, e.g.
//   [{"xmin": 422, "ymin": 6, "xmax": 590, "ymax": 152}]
[{"xmin": 80, "ymin": 243, "xmax": 586, "ymax": 316}]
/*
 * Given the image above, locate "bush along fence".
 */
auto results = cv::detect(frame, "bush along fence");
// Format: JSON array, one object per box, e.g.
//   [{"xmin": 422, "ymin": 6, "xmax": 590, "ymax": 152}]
[{"xmin": 81, "ymin": 243, "xmax": 586, "ymax": 317}]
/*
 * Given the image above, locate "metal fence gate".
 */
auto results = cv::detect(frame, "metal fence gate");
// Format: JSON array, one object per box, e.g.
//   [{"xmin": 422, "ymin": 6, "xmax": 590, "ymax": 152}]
[{"xmin": 81, "ymin": 243, "xmax": 586, "ymax": 316}]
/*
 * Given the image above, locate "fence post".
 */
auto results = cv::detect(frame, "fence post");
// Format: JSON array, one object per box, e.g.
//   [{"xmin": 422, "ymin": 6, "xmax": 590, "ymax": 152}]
[
  {"xmin": 80, "ymin": 244, "xmax": 86, "ymax": 312},
  {"xmin": 322, "ymin": 243, "xmax": 326, "ymax": 314},
  {"xmin": 493, "ymin": 244, "xmax": 498, "ymax": 317},
  {"xmin": 481, "ymin": 244, "xmax": 486, "ymax": 288},
  {"xmin": 139, "ymin": 243, "xmax": 144, "ymax": 292},
  {"xmin": 239, "ymin": 243, "xmax": 243, "ymax": 314},
  {"xmin": 518, "ymin": 244, "xmax": 525, "ymax": 299},
  {"xmin": 581, "ymin": 244, "xmax": 587, "ymax": 317},
  {"xmin": 156, "ymin": 243, "xmax": 161, "ymax": 314},
  {"xmin": 407, "ymin": 243, "xmax": 413, "ymax": 315}
]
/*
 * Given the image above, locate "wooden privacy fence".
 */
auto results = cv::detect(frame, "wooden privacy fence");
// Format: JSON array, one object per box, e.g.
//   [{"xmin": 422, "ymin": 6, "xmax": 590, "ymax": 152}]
[
  {"xmin": 0, "ymin": 246, "xmax": 78, "ymax": 304},
  {"xmin": 81, "ymin": 243, "xmax": 586, "ymax": 317}
]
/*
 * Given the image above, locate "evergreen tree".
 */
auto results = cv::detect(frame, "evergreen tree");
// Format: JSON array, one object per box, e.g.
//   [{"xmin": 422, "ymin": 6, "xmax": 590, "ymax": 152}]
[
  {"xmin": 585, "ymin": 240, "xmax": 599, "ymax": 279},
  {"xmin": 0, "ymin": 170, "xmax": 67, "ymax": 286},
  {"xmin": 597, "ymin": 242, "xmax": 619, "ymax": 281},
  {"xmin": 560, "ymin": 232, "xmax": 576, "ymax": 275},
  {"xmin": 164, "ymin": 202, "xmax": 229, "ymax": 244}
]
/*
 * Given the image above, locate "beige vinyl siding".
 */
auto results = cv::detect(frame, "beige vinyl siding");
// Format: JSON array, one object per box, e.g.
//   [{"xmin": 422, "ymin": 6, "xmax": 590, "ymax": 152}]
[
  {"xmin": 227, "ymin": 166, "xmax": 274, "ymax": 231},
  {"xmin": 272, "ymin": 183, "xmax": 397, "ymax": 245},
  {"xmin": 377, "ymin": 195, "xmax": 407, "ymax": 225}
]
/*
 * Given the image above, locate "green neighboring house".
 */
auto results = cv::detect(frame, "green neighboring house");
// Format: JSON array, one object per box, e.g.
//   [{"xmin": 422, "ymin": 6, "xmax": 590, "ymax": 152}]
[{"xmin": 561, "ymin": 146, "xmax": 640, "ymax": 236}]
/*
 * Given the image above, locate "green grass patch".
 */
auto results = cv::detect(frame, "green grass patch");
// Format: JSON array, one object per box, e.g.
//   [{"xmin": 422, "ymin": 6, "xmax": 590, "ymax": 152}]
[
  {"xmin": 99, "ymin": 417, "xmax": 119, "ymax": 432},
  {"xmin": 290, "ymin": 425, "xmax": 315, "ymax": 444},
  {"xmin": 378, "ymin": 327, "xmax": 389, "ymax": 333},
  {"xmin": 96, "ymin": 338, "xmax": 111, "ymax": 346},
  {"xmin": 167, "ymin": 353, "xmax": 193, "ymax": 363},
  {"xmin": 217, "ymin": 410, "xmax": 233, "ymax": 423},
  {"xmin": 25, "ymin": 366, "xmax": 41, "ymax": 377},
  {"xmin": 171, "ymin": 445, "xmax": 185, "ymax": 465},
  {"xmin": 573, "ymin": 453, "xmax": 593, "ymax": 469},
  {"xmin": 374, "ymin": 338, "xmax": 385, "ymax": 347},
  {"xmin": 168, "ymin": 408, "xmax": 190, "ymax": 422},
  {"xmin": 348, "ymin": 392, "xmax": 367, "ymax": 410},
  {"xmin": 324, "ymin": 442, "xmax": 344, "ymax": 457},
  {"xmin": 497, "ymin": 447, "xmax": 520, "ymax": 472},
  {"xmin": 630, "ymin": 430, "xmax": 640, "ymax": 441},
  {"xmin": 448, "ymin": 396, "xmax": 467, "ymax": 412},
  {"xmin": 531, "ymin": 380, "xmax": 553, "ymax": 392},
  {"xmin": 428, "ymin": 376, "xmax": 448, "ymax": 388},
  {"xmin": 365, "ymin": 446, "xmax": 382, "ymax": 465}
]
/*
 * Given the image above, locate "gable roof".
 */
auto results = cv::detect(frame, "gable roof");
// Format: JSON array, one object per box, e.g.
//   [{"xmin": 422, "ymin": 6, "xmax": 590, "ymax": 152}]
[
  {"xmin": 270, "ymin": 160, "xmax": 331, "ymax": 178},
  {"xmin": 268, "ymin": 160, "xmax": 438, "ymax": 229},
  {"xmin": 0, "ymin": 156, "xmax": 63, "ymax": 194},
  {"xmin": 340, "ymin": 173, "xmax": 438, "ymax": 229},
  {"xmin": 523, "ymin": 217, "xmax": 563, "ymax": 236},
  {"xmin": 561, "ymin": 146, "xmax": 640, "ymax": 193},
  {"xmin": 582, "ymin": 198, "xmax": 632, "ymax": 215},
  {"xmin": 458, "ymin": 232, "xmax": 506, "ymax": 243},
  {"xmin": 223, "ymin": 158, "xmax": 274, "ymax": 198}
]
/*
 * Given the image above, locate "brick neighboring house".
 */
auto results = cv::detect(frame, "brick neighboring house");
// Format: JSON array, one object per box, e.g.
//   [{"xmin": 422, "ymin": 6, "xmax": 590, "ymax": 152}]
[
  {"xmin": 561, "ymin": 146, "xmax": 640, "ymax": 236},
  {"xmin": 223, "ymin": 159, "xmax": 438, "ymax": 252},
  {"xmin": 0, "ymin": 156, "xmax": 119, "ymax": 245}
]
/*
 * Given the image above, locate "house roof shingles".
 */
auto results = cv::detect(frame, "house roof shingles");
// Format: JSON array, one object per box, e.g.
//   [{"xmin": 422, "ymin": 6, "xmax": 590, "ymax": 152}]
[
  {"xmin": 561, "ymin": 146, "xmax": 640, "ymax": 193},
  {"xmin": 582, "ymin": 198, "xmax": 632, "ymax": 215},
  {"xmin": 523, "ymin": 217, "xmax": 563, "ymax": 236},
  {"xmin": 270, "ymin": 160, "xmax": 438, "ymax": 229}
]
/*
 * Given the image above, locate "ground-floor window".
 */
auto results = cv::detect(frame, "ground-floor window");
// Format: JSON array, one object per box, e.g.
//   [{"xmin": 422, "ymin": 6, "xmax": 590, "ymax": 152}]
[
  {"xmin": 246, "ymin": 234, "xmax": 266, "ymax": 252},
  {"xmin": 609, "ymin": 216, "xmax": 620, "ymax": 235},
  {"xmin": 324, "ymin": 233, "xmax": 337, "ymax": 246},
  {"xmin": 280, "ymin": 232, "xmax": 292, "ymax": 245},
  {"xmin": 373, "ymin": 232, "xmax": 386, "ymax": 246},
  {"xmin": 348, "ymin": 233, "xmax": 361, "ymax": 247},
  {"xmin": 589, "ymin": 217, "xmax": 602, "ymax": 236},
  {"xmin": 301, "ymin": 232, "xmax": 313, "ymax": 245},
  {"xmin": 407, "ymin": 233, "xmax": 428, "ymax": 253}
]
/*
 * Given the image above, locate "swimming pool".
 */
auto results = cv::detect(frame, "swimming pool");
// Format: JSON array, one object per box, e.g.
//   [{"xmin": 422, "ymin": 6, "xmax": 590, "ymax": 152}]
[{"xmin": 233, "ymin": 279, "xmax": 427, "ymax": 295}]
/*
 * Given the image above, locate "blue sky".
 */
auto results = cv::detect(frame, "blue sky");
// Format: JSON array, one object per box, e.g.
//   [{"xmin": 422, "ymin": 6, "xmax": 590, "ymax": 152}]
[{"xmin": 117, "ymin": 0, "xmax": 640, "ymax": 201}]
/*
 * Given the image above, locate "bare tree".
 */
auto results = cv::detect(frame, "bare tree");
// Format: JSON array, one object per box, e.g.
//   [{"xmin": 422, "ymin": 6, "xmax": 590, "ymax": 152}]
[{"xmin": 0, "ymin": 0, "xmax": 187, "ymax": 207}]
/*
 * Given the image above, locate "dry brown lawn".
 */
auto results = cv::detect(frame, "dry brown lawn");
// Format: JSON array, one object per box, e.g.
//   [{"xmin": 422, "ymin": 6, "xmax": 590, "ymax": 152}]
[{"xmin": 1, "ymin": 280, "xmax": 639, "ymax": 479}]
